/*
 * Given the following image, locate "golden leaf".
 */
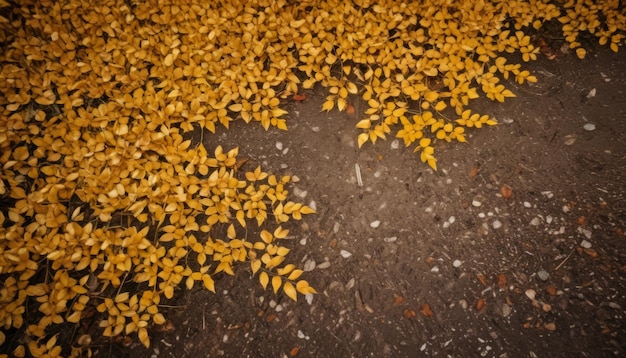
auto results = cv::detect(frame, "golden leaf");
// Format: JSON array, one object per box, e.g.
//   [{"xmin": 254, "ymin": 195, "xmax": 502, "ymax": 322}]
[
  {"xmin": 259, "ymin": 272, "xmax": 269, "ymax": 290},
  {"xmin": 271, "ymin": 275, "xmax": 282, "ymax": 294},
  {"xmin": 283, "ymin": 281, "xmax": 297, "ymax": 301}
]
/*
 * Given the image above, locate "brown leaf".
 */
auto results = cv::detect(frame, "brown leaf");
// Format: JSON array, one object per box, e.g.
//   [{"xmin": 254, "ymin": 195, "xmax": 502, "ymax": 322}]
[
  {"xmin": 290, "ymin": 347, "xmax": 300, "ymax": 356},
  {"xmin": 496, "ymin": 274, "xmax": 507, "ymax": 288},
  {"xmin": 292, "ymin": 94, "xmax": 307, "ymax": 101},
  {"xmin": 584, "ymin": 248, "xmax": 598, "ymax": 258},
  {"xmin": 346, "ymin": 104, "xmax": 355, "ymax": 115},
  {"xmin": 505, "ymin": 296, "xmax": 514, "ymax": 306},
  {"xmin": 476, "ymin": 273, "xmax": 489, "ymax": 287},
  {"xmin": 393, "ymin": 295, "xmax": 404, "ymax": 306},
  {"xmin": 545, "ymin": 285, "xmax": 557, "ymax": 296},
  {"xmin": 500, "ymin": 184, "xmax": 513, "ymax": 199},
  {"xmin": 469, "ymin": 166, "xmax": 479, "ymax": 177},
  {"xmin": 476, "ymin": 298, "xmax": 486, "ymax": 311},
  {"xmin": 616, "ymin": 228, "xmax": 624, "ymax": 236},
  {"xmin": 420, "ymin": 303, "xmax": 434, "ymax": 317},
  {"xmin": 577, "ymin": 216, "xmax": 587, "ymax": 226},
  {"xmin": 544, "ymin": 322, "xmax": 557, "ymax": 331},
  {"xmin": 403, "ymin": 309, "xmax": 416, "ymax": 319},
  {"xmin": 266, "ymin": 313, "xmax": 276, "ymax": 322}
]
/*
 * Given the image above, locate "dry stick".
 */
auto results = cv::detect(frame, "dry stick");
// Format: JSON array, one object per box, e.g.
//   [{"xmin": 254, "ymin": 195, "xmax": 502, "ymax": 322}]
[{"xmin": 554, "ymin": 248, "xmax": 576, "ymax": 271}]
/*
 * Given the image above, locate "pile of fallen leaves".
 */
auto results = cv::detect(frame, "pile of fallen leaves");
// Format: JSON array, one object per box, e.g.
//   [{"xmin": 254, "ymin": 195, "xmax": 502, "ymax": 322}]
[{"xmin": 0, "ymin": 0, "xmax": 624, "ymax": 356}]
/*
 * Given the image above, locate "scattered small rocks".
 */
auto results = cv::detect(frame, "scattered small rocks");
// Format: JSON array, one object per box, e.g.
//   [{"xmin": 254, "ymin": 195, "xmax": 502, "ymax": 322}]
[
  {"xmin": 492, "ymin": 220, "xmax": 502, "ymax": 229},
  {"xmin": 524, "ymin": 201, "xmax": 532, "ymax": 208},
  {"xmin": 391, "ymin": 139, "xmax": 400, "ymax": 149},
  {"xmin": 275, "ymin": 141, "xmax": 283, "ymax": 150},
  {"xmin": 317, "ymin": 260, "xmax": 331, "ymax": 269},
  {"xmin": 459, "ymin": 299, "xmax": 468, "ymax": 309},
  {"xmin": 303, "ymin": 259, "xmax": 316, "ymax": 272},
  {"xmin": 383, "ymin": 236, "xmax": 398, "ymax": 243},
  {"xmin": 530, "ymin": 217, "xmax": 542, "ymax": 226},
  {"xmin": 472, "ymin": 200, "xmax": 482, "ymax": 207},
  {"xmin": 431, "ymin": 266, "xmax": 440, "ymax": 273},
  {"xmin": 453, "ymin": 260, "xmax": 462, "ymax": 268},
  {"xmin": 580, "ymin": 240, "xmax": 592, "ymax": 249},
  {"xmin": 370, "ymin": 220, "xmax": 381, "ymax": 228},
  {"xmin": 525, "ymin": 289, "xmax": 537, "ymax": 300},
  {"xmin": 340, "ymin": 250, "xmax": 352, "ymax": 258}
]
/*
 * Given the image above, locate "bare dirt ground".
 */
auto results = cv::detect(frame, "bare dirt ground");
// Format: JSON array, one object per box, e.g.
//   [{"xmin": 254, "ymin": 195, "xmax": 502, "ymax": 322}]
[{"xmin": 100, "ymin": 46, "xmax": 626, "ymax": 358}]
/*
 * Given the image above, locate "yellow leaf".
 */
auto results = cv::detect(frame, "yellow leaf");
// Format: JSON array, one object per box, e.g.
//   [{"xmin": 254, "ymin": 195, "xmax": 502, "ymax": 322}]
[
  {"xmin": 138, "ymin": 327, "xmax": 150, "ymax": 348},
  {"xmin": 227, "ymin": 224, "xmax": 236, "ymax": 239},
  {"xmin": 260, "ymin": 230, "xmax": 273, "ymax": 244},
  {"xmin": 272, "ymin": 275, "xmax": 282, "ymax": 294},
  {"xmin": 300, "ymin": 206, "xmax": 316, "ymax": 214},
  {"xmin": 576, "ymin": 48, "xmax": 586, "ymax": 59},
  {"xmin": 276, "ymin": 247, "xmax": 290, "ymax": 256},
  {"xmin": 296, "ymin": 280, "xmax": 318, "ymax": 295},
  {"xmin": 434, "ymin": 101, "xmax": 447, "ymax": 112},
  {"xmin": 203, "ymin": 274, "xmax": 215, "ymax": 293},
  {"xmin": 259, "ymin": 272, "xmax": 269, "ymax": 290},
  {"xmin": 277, "ymin": 264, "xmax": 295, "ymax": 276},
  {"xmin": 346, "ymin": 82, "xmax": 358, "ymax": 94},
  {"xmin": 337, "ymin": 97, "xmax": 347, "ymax": 111},
  {"xmin": 251, "ymin": 259, "xmax": 261, "ymax": 275},
  {"xmin": 321, "ymin": 99, "xmax": 334, "ymax": 112},
  {"xmin": 283, "ymin": 281, "xmax": 297, "ymax": 301},
  {"xmin": 287, "ymin": 269, "xmax": 303, "ymax": 281},
  {"xmin": 356, "ymin": 119, "xmax": 371, "ymax": 129},
  {"xmin": 357, "ymin": 133, "xmax": 369, "ymax": 148}
]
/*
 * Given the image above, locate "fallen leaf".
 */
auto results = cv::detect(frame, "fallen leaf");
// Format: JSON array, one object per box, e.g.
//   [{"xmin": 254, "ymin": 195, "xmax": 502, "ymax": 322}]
[
  {"xmin": 346, "ymin": 104, "xmax": 355, "ymax": 115},
  {"xmin": 496, "ymin": 274, "xmax": 507, "ymax": 288},
  {"xmin": 616, "ymin": 228, "xmax": 624, "ymax": 236},
  {"xmin": 266, "ymin": 313, "xmax": 276, "ymax": 323},
  {"xmin": 403, "ymin": 309, "xmax": 416, "ymax": 319},
  {"xmin": 500, "ymin": 184, "xmax": 513, "ymax": 199},
  {"xmin": 505, "ymin": 296, "xmax": 514, "ymax": 306},
  {"xmin": 469, "ymin": 166, "xmax": 479, "ymax": 177},
  {"xmin": 292, "ymin": 94, "xmax": 307, "ymax": 101},
  {"xmin": 545, "ymin": 285, "xmax": 557, "ymax": 296},
  {"xmin": 577, "ymin": 216, "xmax": 587, "ymax": 226},
  {"xmin": 544, "ymin": 322, "xmax": 557, "ymax": 331},
  {"xmin": 420, "ymin": 303, "xmax": 434, "ymax": 317},
  {"xmin": 584, "ymin": 248, "xmax": 598, "ymax": 258},
  {"xmin": 393, "ymin": 295, "xmax": 404, "ymax": 306},
  {"xmin": 476, "ymin": 273, "xmax": 489, "ymax": 287},
  {"xmin": 290, "ymin": 347, "xmax": 300, "ymax": 356},
  {"xmin": 476, "ymin": 298, "xmax": 486, "ymax": 311}
]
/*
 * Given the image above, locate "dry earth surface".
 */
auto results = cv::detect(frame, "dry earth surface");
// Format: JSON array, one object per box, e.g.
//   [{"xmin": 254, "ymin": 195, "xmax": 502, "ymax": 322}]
[{"xmin": 97, "ymin": 47, "xmax": 626, "ymax": 358}]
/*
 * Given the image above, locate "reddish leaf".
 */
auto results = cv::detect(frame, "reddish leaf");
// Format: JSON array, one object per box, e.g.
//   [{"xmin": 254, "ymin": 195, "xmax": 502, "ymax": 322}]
[
  {"xmin": 346, "ymin": 104, "xmax": 355, "ymax": 115},
  {"xmin": 290, "ymin": 347, "xmax": 300, "ymax": 356},
  {"xmin": 476, "ymin": 298, "xmax": 486, "ymax": 311},
  {"xmin": 496, "ymin": 274, "xmax": 507, "ymax": 289},
  {"xmin": 476, "ymin": 273, "xmax": 489, "ymax": 287},
  {"xmin": 403, "ymin": 309, "xmax": 416, "ymax": 319},
  {"xmin": 292, "ymin": 94, "xmax": 307, "ymax": 101},
  {"xmin": 500, "ymin": 184, "xmax": 513, "ymax": 199},
  {"xmin": 469, "ymin": 166, "xmax": 479, "ymax": 177},
  {"xmin": 545, "ymin": 285, "xmax": 557, "ymax": 296},
  {"xmin": 393, "ymin": 295, "xmax": 404, "ymax": 306},
  {"xmin": 420, "ymin": 303, "xmax": 434, "ymax": 317}
]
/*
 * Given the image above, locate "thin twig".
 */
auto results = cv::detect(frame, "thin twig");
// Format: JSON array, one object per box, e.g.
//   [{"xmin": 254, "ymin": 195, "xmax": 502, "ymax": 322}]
[{"xmin": 555, "ymin": 248, "xmax": 575, "ymax": 271}]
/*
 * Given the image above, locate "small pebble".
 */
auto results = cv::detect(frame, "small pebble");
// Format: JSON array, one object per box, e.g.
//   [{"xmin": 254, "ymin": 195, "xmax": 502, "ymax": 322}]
[
  {"xmin": 580, "ymin": 240, "xmax": 592, "ymax": 249},
  {"xmin": 303, "ymin": 259, "xmax": 316, "ymax": 271},
  {"xmin": 276, "ymin": 142, "xmax": 283, "ymax": 150},
  {"xmin": 546, "ymin": 215, "xmax": 553, "ymax": 224},
  {"xmin": 459, "ymin": 299, "xmax": 468, "ymax": 309},
  {"xmin": 608, "ymin": 302, "xmax": 621, "ymax": 309},
  {"xmin": 582, "ymin": 229, "xmax": 592, "ymax": 239},
  {"xmin": 308, "ymin": 200, "xmax": 317, "ymax": 211},
  {"xmin": 524, "ymin": 201, "xmax": 532, "ymax": 208},
  {"xmin": 312, "ymin": 126, "xmax": 320, "ymax": 132},
  {"xmin": 317, "ymin": 261, "xmax": 331, "ymax": 269},
  {"xmin": 502, "ymin": 304, "xmax": 512, "ymax": 317},
  {"xmin": 472, "ymin": 200, "xmax": 482, "ymax": 207},
  {"xmin": 525, "ymin": 289, "xmax": 536, "ymax": 300},
  {"xmin": 345, "ymin": 278, "xmax": 356, "ymax": 290},
  {"xmin": 305, "ymin": 293, "xmax": 314, "ymax": 305},
  {"xmin": 530, "ymin": 217, "xmax": 542, "ymax": 226},
  {"xmin": 384, "ymin": 236, "xmax": 398, "ymax": 243},
  {"xmin": 299, "ymin": 238, "xmax": 307, "ymax": 245},
  {"xmin": 453, "ymin": 260, "xmax": 462, "ymax": 268},
  {"xmin": 492, "ymin": 220, "xmax": 502, "ymax": 229},
  {"xmin": 537, "ymin": 269, "xmax": 549, "ymax": 281},
  {"xmin": 340, "ymin": 250, "xmax": 352, "ymax": 258},
  {"xmin": 478, "ymin": 212, "xmax": 486, "ymax": 218},
  {"xmin": 562, "ymin": 205, "xmax": 570, "ymax": 213},
  {"xmin": 370, "ymin": 220, "xmax": 381, "ymax": 228},
  {"xmin": 583, "ymin": 123, "xmax": 596, "ymax": 131},
  {"xmin": 448, "ymin": 216, "xmax": 456, "ymax": 224},
  {"xmin": 391, "ymin": 139, "xmax": 400, "ymax": 149},
  {"xmin": 275, "ymin": 304, "xmax": 283, "ymax": 312},
  {"xmin": 431, "ymin": 266, "xmax": 440, "ymax": 273},
  {"xmin": 333, "ymin": 222, "xmax": 340, "ymax": 233}
]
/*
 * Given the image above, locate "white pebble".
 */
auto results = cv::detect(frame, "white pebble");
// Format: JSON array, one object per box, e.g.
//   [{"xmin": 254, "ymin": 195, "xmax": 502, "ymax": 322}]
[
  {"xmin": 333, "ymin": 222, "xmax": 340, "ymax": 233},
  {"xmin": 317, "ymin": 261, "xmax": 331, "ymax": 269},
  {"xmin": 562, "ymin": 205, "xmax": 570, "ymax": 213},
  {"xmin": 541, "ymin": 191, "xmax": 554, "ymax": 199},
  {"xmin": 524, "ymin": 201, "xmax": 532, "ymax": 208},
  {"xmin": 275, "ymin": 304, "xmax": 283, "ymax": 312},
  {"xmin": 546, "ymin": 215, "xmax": 553, "ymax": 224},
  {"xmin": 299, "ymin": 238, "xmax": 307, "ymax": 245},
  {"xmin": 478, "ymin": 212, "xmax": 485, "ymax": 218},
  {"xmin": 582, "ymin": 229, "xmax": 592, "ymax": 239},
  {"xmin": 340, "ymin": 250, "xmax": 352, "ymax": 258},
  {"xmin": 308, "ymin": 200, "xmax": 317, "ymax": 211},
  {"xmin": 312, "ymin": 126, "xmax": 320, "ymax": 132},
  {"xmin": 459, "ymin": 299, "xmax": 468, "ymax": 309},
  {"xmin": 303, "ymin": 259, "xmax": 316, "ymax": 271},
  {"xmin": 583, "ymin": 123, "xmax": 596, "ymax": 131},
  {"xmin": 276, "ymin": 142, "xmax": 283, "ymax": 150},
  {"xmin": 391, "ymin": 139, "xmax": 400, "ymax": 149},
  {"xmin": 384, "ymin": 236, "xmax": 398, "ymax": 243},
  {"xmin": 448, "ymin": 216, "xmax": 456, "ymax": 224},
  {"xmin": 453, "ymin": 260, "xmax": 462, "ymax": 268},
  {"xmin": 282, "ymin": 148, "xmax": 289, "ymax": 155},
  {"xmin": 472, "ymin": 200, "xmax": 482, "ymax": 207},
  {"xmin": 525, "ymin": 289, "xmax": 536, "ymax": 300},
  {"xmin": 223, "ymin": 334, "xmax": 228, "ymax": 343},
  {"xmin": 431, "ymin": 266, "xmax": 439, "ymax": 273},
  {"xmin": 580, "ymin": 240, "xmax": 592, "ymax": 249},
  {"xmin": 492, "ymin": 220, "xmax": 502, "ymax": 229},
  {"xmin": 370, "ymin": 220, "xmax": 381, "ymax": 228},
  {"xmin": 305, "ymin": 293, "xmax": 314, "ymax": 305},
  {"xmin": 530, "ymin": 217, "xmax": 542, "ymax": 226},
  {"xmin": 586, "ymin": 88, "xmax": 596, "ymax": 98},
  {"xmin": 269, "ymin": 300, "xmax": 277, "ymax": 308},
  {"xmin": 442, "ymin": 222, "xmax": 450, "ymax": 229}
]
